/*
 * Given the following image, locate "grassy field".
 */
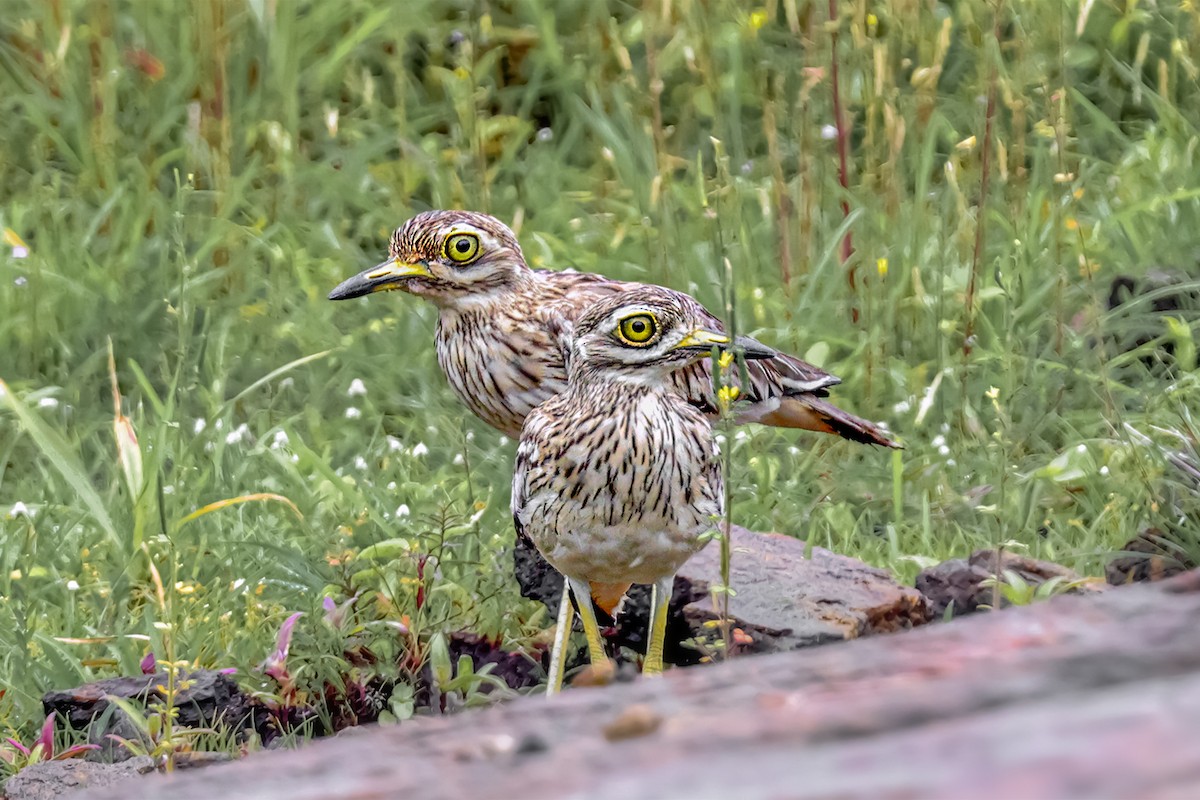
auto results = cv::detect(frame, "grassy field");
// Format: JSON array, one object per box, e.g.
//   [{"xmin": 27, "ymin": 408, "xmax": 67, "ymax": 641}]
[{"xmin": 2, "ymin": 0, "xmax": 1199, "ymax": 752}]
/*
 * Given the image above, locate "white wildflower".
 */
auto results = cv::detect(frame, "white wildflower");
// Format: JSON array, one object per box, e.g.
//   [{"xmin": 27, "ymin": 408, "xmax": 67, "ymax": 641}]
[
  {"xmin": 347, "ymin": 378, "xmax": 367, "ymax": 397},
  {"xmin": 279, "ymin": 377, "xmax": 295, "ymax": 390},
  {"xmin": 892, "ymin": 399, "xmax": 912, "ymax": 415},
  {"xmin": 931, "ymin": 434, "xmax": 946, "ymax": 448},
  {"xmin": 37, "ymin": 397, "xmax": 59, "ymax": 409},
  {"xmin": 395, "ymin": 504, "xmax": 411, "ymax": 518},
  {"xmin": 1100, "ymin": 466, "xmax": 1110, "ymax": 476},
  {"xmin": 453, "ymin": 453, "xmax": 465, "ymax": 465},
  {"xmin": 411, "ymin": 442, "xmax": 429, "ymax": 457},
  {"xmin": 386, "ymin": 436, "xmax": 403, "ymax": 452},
  {"xmin": 162, "ymin": 485, "xmax": 175, "ymax": 495},
  {"xmin": 938, "ymin": 445, "xmax": 951, "ymax": 456},
  {"xmin": 735, "ymin": 430, "xmax": 750, "ymax": 443},
  {"xmin": 225, "ymin": 423, "xmax": 251, "ymax": 445},
  {"xmin": 193, "ymin": 418, "xmax": 207, "ymax": 434},
  {"xmin": 498, "ymin": 436, "xmax": 510, "ymax": 446},
  {"xmin": 386, "ymin": 481, "xmax": 397, "ymax": 491},
  {"xmin": 66, "ymin": 580, "xmax": 80, "ymax": 591},
  {"xmin": 345, "ymin": 406, "xmax": 361, "ymax": 419},
  {"xmin": 272, "ymin": 430, "xmax": 290, "ymax": 449},
  {"xmin": 9, "ymin": 501, "xmax": 32, "ymax": 518},
  {"xmin": 820, "ymin": 124, "xmax": 838, "ymax": 140},
  {"xmin": 354, "ymin": 455, "xmax": 369, "ymax": 471},
  {"xmin": 13, "ymin": 246, "xmax": 28, "ymax": 259}
]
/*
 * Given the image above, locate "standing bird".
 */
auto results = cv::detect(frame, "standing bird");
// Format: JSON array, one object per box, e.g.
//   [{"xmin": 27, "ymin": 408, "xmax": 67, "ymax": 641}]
[
  {"xmin": 512, "ymin": 287, "xmax": 775, "ymax": 691},
  {"xmin": 328, "ymin": 210, "xmax": 897, "ymax": 447}
]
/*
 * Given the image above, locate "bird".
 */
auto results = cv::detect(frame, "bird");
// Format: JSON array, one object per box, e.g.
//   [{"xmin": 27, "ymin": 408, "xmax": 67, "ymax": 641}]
[
  {"xmin": 511, "ymin": 286, "xmax": 776, "ymax": 692},
  {"xmin": 328, "ymin": 210, "xmax": 898, "ymax": 448}
]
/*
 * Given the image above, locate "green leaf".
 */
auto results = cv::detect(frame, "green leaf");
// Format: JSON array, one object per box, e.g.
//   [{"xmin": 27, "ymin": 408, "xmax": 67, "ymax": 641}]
[{"xmin": 0, "ymin": 380, "xmax": 121, "ymax": 550}]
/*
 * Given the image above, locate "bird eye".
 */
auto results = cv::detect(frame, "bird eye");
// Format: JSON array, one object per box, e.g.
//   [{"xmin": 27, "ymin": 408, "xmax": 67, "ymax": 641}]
[
  {"xmin": 616, "ymin": 313, "xmax": 658, "ymax": 346},
  {"xmin": 444, "ymin": 233, "xmax": 481, "ymax": 263}
]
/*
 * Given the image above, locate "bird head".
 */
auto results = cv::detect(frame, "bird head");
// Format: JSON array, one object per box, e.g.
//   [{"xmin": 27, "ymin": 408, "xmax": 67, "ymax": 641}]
[
  {"xmin": 566, "ymin": 287, "xmax": 776, "ymax": 384},
  {"xmin": 328, "ymin": 211, "xmax": 530, "ymax": 306}
]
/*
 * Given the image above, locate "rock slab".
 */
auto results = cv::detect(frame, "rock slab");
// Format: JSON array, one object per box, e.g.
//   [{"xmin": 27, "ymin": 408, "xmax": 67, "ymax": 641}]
[
  {"xmin": 80, "ymin": 570, "xmax": 1200, "ymax": 800},
  {"xmin": 916, "ymin": 547, "xmax": 1104, "ymax": 617},
  {"xmin": 516, "ymin": 525, "xmax": 929, "ymax": 665},
  {"xmin": 2, "ymin": 757, "xmax": 153, "ymax": 800},
  {"xmin": 42, "ymin": 670, "xmax": 257, "ymax": 759}
]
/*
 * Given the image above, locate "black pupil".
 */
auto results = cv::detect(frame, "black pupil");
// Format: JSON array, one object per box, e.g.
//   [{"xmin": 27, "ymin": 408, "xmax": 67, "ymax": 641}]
[
  {"xmin": 631, "ymin": 320, "xmax": 646, "ymax": 334},
  {"xmin": 455, "ymin": 238, "xmax": 471, "ymax": 253}
]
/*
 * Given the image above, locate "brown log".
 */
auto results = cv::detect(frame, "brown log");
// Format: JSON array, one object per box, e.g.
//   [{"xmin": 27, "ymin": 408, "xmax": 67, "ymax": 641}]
[{"xmin": 81, "ymin": 571, "xmax": 1200, "ymax": 800}]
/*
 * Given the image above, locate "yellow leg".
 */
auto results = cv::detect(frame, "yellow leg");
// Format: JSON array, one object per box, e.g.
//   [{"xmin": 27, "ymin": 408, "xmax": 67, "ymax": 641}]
[
  {"xmin": 567, "ymin": 577, "xmax": 609, "ymax": 667},
  {"xmin": 545, "ymin": 584, "xmax": 574, "ymax": 697},
  {"xmin": 643, "ymin": 575, "xmax": 674, "ymax": 676}
]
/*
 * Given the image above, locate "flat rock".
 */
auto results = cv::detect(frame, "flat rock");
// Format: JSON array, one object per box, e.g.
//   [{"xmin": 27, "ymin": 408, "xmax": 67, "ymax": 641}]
[
  {"xmin": 42, "ymin": 671, "xmax": 258, "ymax": 759},
  {"xmin": 2, "ymin": 756, "xmax": 153, "ymax": 800},
  {"xmin": 1107, "ymin": 528, "xmax": 1192, "ymax": 586},
  {"xmin": 80, "ymin": 571, "xmax": 1200, "ymax": 800},
  {"xmin": 516, "ymin": 526, "xmax": 928, "ymax": 666},
  {"xmin": 916, "ymin": 548, "xmax": 1105, "ymax": 617}
]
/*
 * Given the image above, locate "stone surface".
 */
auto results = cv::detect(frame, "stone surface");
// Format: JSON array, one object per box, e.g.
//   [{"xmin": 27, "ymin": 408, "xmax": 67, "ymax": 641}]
[
  {"xmin": 915, "ymin": 557, "xmax": 990, "ymax": 616},
  {"xmin": 1107, "ymin": 529, "xmax": 1192, "ymax": 586},
  {"xmin": 3, "ymin": 756, "xmax": 152, "ymax": 800},
  {"xmin": 516, "ymin": 525, "xmax": 929, "ymax": 666},
  {"xmin": 916, "ymin": 548, "xmax": 1104, "ymax": 618},
  {"xmin": 42, "ymin": 671, "xmax": 258, "ymax": 759},
  {"xmin": 81, "ymin": 571, "xmax": 1200, "ymax": 800}
]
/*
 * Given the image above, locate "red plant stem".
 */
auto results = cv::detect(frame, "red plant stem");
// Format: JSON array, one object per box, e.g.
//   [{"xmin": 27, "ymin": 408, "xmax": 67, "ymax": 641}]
[
  {"xmin": 964, "ymin": 3, "xmax": 1003, "ymax": 356},
  {"xmin": 828, "ymin": 0, "xmax": 855, "ymax": 319}
]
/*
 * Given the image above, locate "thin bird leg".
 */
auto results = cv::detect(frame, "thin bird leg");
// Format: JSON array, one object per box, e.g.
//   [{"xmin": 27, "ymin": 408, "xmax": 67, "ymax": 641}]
[
  {"xmin": 545, "ymin": 584, "xmax": 574, "ymax": 696},
  {"xmin": 643, "ymin": 575, "xmax": 675, "ymax": 676},
  {"xmin": 567, "ymin": 577, "xmax": 609, "ymax": 667}
]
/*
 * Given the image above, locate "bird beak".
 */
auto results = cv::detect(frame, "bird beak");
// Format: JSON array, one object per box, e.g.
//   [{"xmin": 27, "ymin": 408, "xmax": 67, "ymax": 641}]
[
  {"xmin": 327, "ymin": 259, "xmax": 431, "ymax": 301},
  {"xmin": 673, "ymin": 329, "xmax": 775, "ymax": 360},
  {"xmin": 673, "ymin": 329, "xmax": 730, "ymax": 352},
  {"xmin": 731, "ymin": 335, "xmax": 777, "ymax": 360}
]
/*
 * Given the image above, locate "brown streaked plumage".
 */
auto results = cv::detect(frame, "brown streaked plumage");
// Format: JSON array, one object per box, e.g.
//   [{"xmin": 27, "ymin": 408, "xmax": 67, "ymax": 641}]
[
  {"xmin": 512, "ymin": 287, "xmax": 771, "ymax": 691},
  {"xmin": 328, "ymin": 210, "xmax": 898, "ymax": 447}
]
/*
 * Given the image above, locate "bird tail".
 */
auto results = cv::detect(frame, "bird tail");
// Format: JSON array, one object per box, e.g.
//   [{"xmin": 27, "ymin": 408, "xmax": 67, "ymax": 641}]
[
  {"xmin": 756, "ymin": 396, "xmax": 900, "ymax": 448},
  {"xmin": 589, "ymin": 582, "xmax": 632, "ymax": 618}
]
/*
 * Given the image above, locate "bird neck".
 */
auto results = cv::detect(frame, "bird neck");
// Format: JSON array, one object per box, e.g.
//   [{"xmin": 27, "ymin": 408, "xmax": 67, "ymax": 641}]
[{"xmin": 566, "ymin": 364, "xmax": 671, "ymax": 396}]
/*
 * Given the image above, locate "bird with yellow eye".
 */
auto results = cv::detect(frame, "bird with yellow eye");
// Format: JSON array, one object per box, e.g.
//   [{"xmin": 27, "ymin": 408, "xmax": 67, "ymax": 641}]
[
  {"xmin": 329, "ymin": 210, "xmax": 898, "ymax": 690},
  {"xmin": 512, "ymin": 285, "xmax": 777, "ymax": 690}
]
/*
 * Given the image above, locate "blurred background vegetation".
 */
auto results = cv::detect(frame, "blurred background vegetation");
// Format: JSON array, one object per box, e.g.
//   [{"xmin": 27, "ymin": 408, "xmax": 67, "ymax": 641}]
[{"xmin": 1, "ymin": 0, "xmax": 1198, "ymax": 747}]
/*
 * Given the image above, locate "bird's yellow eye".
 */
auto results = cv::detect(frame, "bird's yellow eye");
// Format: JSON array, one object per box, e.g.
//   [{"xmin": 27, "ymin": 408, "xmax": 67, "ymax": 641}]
[
  {"xmin": 616, "ymin": 313, "xmax": 658, "ymax": 346},
  {"xmin": 444, "ymin": 232, "xmax": 481, "ymax": 263}
]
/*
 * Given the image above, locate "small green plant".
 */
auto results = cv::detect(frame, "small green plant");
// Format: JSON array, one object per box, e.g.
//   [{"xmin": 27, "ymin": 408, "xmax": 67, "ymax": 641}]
[
  {"xmin": 978, "ymin": 569, "xmax": 1095, "ymax": 609},
  {"xmin": 0, "ymin": 712, "xmax": 97, "ymax": 773}
]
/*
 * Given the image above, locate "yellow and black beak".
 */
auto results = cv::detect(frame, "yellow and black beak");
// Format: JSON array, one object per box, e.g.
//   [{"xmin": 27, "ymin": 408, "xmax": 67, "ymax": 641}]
[
  {"xmin": 673, "ymin": 329, "xmax": 776, "ymax": 360},
  {"xmin": 327, "ymin": 259, "xmax": 432, "ymax": 301}
]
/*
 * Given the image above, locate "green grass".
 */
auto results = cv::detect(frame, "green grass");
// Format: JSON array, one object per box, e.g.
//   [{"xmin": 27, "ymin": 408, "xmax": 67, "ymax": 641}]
[{"xmin": 1, "ymin": 0, "xmax": 1199, "ymax": 750}]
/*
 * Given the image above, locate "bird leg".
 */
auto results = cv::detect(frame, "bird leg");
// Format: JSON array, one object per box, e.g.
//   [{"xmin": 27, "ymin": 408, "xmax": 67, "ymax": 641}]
[
  {"xmin": 643, "ymin": 575, "xmax": 675, "ymax": 676},
  {"xmin": 567, "ymin": 577, "xmax": 609, "ymax": 667},
  {"xmin": 545, "ymin": 584, "xmax": 574, "ymax": 696}
]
